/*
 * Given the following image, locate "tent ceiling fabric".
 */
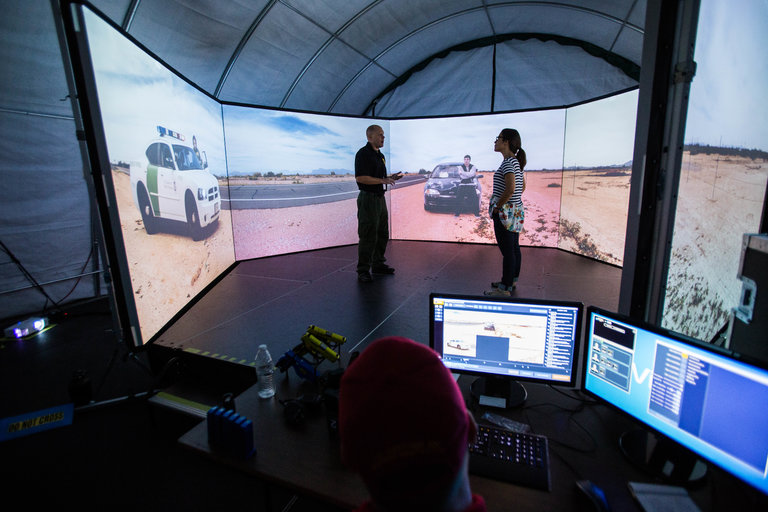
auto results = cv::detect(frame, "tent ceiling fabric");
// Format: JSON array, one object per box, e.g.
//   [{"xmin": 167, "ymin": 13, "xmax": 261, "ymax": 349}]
[
  {"xmin": 0, "ymin": 0, "xmax": 647, "ymax": 320},
  {"xmin": 90, "ymin": 0, "xmax": 646, "ymax": 117}
]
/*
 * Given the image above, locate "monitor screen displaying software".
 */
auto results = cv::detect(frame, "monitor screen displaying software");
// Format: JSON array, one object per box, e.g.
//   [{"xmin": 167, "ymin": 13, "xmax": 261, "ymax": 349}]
[
  {"xmin": 583, "ymin": 307, "xmax": 768, "ymax": 495},
  {"xmin": 429, "ymin": 293, "xmax": 583, "ymax": 388}
]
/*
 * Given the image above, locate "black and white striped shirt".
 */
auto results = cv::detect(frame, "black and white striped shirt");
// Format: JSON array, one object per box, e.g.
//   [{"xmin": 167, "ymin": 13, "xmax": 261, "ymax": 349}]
[{"xmin": 491, "ymin": 157, "xmax": 524, "ymax": 206}]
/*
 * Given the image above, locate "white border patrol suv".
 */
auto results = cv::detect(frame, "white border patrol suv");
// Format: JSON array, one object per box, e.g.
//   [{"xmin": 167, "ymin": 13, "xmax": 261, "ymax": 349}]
[{"xmin": 130, "ymin": 126, "xmax": 220, "ymax": 240}]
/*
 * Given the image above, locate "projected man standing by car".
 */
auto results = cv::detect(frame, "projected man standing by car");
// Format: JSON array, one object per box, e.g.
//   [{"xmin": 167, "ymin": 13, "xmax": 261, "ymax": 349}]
[
  {"xmin": 423, "ymin": 157, "xmax": 483, "ymax": 216},
  {"xmin": 455, "ymin": 155, "xmax": 479, "ymax": 217}
]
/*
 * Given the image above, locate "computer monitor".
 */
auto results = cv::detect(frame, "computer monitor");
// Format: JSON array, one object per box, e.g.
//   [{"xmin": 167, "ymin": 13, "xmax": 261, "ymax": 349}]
[
  {"xmin": 583, "ymin": 306, "xmax": 768, "ymax": 495},
  {"xmin": 429, "ymin": 293, "xmax": 583, "ymax": 408}
]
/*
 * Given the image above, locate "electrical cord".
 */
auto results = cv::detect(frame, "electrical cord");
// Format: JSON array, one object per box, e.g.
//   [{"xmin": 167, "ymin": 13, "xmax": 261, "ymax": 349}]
[
  {"xmin": 53, "ymin": 245, "xmax": 95, "ymax": 305},
  {"xmin": 1, "ymin": 238, "xmax": 64, "ymax": 315},
  {"xmin": 515, "ymin": 401, "xmax": 599, "ymax": 483},
  {"xmin": 521, "ymin": 401, "xmax": 599, "ymax": 454},
  {"xmin": 1, "ymin": 238, "xmax": 103, "ymax": 326},
  {"xmin": 547, "ymin": 384, "xmax": 600, "ymax": 405}
]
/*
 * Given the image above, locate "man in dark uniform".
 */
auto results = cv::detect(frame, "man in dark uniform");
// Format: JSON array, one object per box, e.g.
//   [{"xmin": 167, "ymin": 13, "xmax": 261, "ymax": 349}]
[{"xmin": 355, "ymin": 125, "xmax": 402, "ymax": 282}]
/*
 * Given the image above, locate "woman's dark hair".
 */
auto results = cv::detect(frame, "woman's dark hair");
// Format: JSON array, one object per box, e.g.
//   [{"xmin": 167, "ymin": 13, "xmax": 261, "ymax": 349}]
[{"xmin": 499, "ymin": 128, "xmax": 526, "ymax": 170}]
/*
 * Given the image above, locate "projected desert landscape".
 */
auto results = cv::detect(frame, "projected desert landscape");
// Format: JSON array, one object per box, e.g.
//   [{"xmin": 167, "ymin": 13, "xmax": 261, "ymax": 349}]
[
  {"xmin": 559, "ymin": 167, "xmax": 631, "ymax": 265},
  {"xmin": 663, "ymin": 149, "xmax": 767, "ymax": 341},
  {"xmin": 230, "ymin": 169, "xmax": 567, "ymax": 260},
  {"xmin": 113, "ymin": 147, "xmax": 766, "ymax": 346},
  {"xmin": 230, "ymin": 166, "xmax": 630, "ymax": 267},
  {"xmin": 112, "ymin": 168, "xmax": 235, "ymax": 341},
  {"xmin": 391, "ymin": 170, "xmax": 563, "ymax": 248}
]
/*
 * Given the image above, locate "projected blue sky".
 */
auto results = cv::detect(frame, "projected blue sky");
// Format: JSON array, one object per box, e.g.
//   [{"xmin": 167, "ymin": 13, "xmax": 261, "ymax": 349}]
[
  {"xmin": 390, "ymin": 110, "xmax": 565, "ymax": 173},
  {"xmin": 685, "ymin": 0, "xmax": 768, "ymax": 150},
  {"xmin": 85, "ymin": 10, "xmax": 227, "ymax": 174},
  {"xmin": 84, "ymin": 7, "xmax": 638, "ymax": 181},
  {"xmin": 563, "ymin": 92, "xmax": 638, "ymax": 168},
  {"xmin": 223, "ymin": 106, "xmax": 376, "ymax": 175},
  {"xmin": 390, "ymin": 92, "xmax": 637, "ymax": 173}
]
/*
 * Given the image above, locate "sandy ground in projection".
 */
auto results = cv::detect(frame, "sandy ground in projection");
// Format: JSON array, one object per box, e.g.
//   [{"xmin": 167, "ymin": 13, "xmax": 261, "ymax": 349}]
[
  {"xmin": 231, "ymin": 170, "xmax": 565, "ymax": 260},
  {"xmin": 112, "ymin": 166, "xmax": 623, "ymax": 343},
  {"xmin": 112, "ymin": 168, "xmax": 235, "ymax": 342},
  {"xmin": 112, "ymin": 151, "xmax": 765, "ymax": 345},
  {"xmin": 441, "ymin": 309, "xmax": 548, "ymax": 364},
  {"xmin": 663, "ymin": 152, "xmax": 767, "ymax": 341}
]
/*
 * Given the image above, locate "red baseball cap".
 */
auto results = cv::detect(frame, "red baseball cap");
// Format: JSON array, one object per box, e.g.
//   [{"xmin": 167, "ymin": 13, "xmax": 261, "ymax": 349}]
[{"xmin": 339, "ymin": 336, "xmax": 470, "ymax": 507}]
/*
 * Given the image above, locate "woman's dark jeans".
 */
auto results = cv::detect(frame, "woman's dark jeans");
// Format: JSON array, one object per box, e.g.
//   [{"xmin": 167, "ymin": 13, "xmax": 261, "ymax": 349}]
[{"xmin": 492, "ymin": 211, "xmax": 521, "ymax": 288}]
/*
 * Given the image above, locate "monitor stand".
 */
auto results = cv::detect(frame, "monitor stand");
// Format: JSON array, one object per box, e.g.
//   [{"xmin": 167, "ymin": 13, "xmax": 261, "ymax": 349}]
[
  {"xmin": 470, "ymin": 376, "xmax": 527, "ymax": 409},
  {"xmin": 619, "ymin": 428, "xmax": 708, "ymax": 486}
]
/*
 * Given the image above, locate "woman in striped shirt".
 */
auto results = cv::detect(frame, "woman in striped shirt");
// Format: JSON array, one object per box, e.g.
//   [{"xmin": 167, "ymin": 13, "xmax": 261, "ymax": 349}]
[{"xmin": 486, "ymin": 128, "xmax": 526, "ymax": 296}]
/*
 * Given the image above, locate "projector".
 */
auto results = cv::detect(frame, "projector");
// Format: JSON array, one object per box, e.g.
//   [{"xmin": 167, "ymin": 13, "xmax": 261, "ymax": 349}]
[{"xmin": 4, "ymin": 317, "xmax": 48, "ymax": 339}]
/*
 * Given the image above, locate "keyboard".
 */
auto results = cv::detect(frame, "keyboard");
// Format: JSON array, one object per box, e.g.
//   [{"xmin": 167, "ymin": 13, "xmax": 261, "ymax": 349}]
[{"xmin": 468, "ymin": 424, "xmax": 551, "ymax": 491}]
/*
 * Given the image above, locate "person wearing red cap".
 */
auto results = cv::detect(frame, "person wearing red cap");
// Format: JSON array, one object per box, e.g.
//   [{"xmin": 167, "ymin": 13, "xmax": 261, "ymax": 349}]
[{"xmin": 339, "ymin": 336, "xmax": 486, "ymax": 512}]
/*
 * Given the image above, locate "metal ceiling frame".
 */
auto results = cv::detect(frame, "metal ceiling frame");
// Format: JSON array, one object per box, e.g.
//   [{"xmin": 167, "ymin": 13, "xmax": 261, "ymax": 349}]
[
  {"xmin": 193, "ymin": 0, "xmax": 645, "ymax": 113},
  {"xmin": 363, "ymin": 31, "xmax": 643, "ymax": 116}
]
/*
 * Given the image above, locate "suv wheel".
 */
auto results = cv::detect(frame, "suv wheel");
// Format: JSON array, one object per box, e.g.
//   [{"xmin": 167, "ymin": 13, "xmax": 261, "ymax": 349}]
[
  {"xmin": 186, "ymin": 194, "xmax": 203, "ymax": 241},
  {"xmin": 138, "ymin": 185, "xmax": 158, "ymax": 234}
]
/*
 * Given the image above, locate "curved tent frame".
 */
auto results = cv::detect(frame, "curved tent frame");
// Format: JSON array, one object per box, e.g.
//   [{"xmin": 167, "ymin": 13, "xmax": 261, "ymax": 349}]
[{"xmin": 2, "ymin": 0, "xmax": 669, "ymax": 328}]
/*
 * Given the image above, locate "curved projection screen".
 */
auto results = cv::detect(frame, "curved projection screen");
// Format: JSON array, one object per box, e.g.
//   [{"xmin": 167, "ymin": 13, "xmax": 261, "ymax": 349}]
[
  {"xmin": 77, "ymin": 5, "xmax": 635, "ymax": 346},
  {"xmin": 224, "ymin": 94, "xmax": 636, "ymax": 264},
  {"xmin": 222, "ymin": 106, "xmax": 379, "ymax": 261},
  {"xmin": 663, "ymin": 0, "xmax": 768, "ymax": 342},
  {"xmin": 83, "ymin": 8, "xmax": 235, "ymax": 343},
  {"xmin": 390, "ymin": 95, "xmax": 636, "ymax": 265}
]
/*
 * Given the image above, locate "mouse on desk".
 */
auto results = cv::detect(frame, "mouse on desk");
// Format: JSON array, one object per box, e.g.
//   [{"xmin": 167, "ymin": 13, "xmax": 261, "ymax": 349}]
[{"xmin": 575, "ymin": 479, "xmax": 611, "ymax": 512}]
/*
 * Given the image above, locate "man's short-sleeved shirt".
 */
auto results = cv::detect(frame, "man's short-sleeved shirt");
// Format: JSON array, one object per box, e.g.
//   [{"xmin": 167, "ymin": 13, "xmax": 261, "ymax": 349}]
[{"xmin": 355, "ymin": 143, "xmax": 387, "ymax": 193}]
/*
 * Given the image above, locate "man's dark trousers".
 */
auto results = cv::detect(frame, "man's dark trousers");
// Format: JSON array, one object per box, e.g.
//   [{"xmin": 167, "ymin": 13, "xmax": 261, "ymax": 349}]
[{"xmin": 357, "ymin": 191, "xmax": 389, "ymax": 274}]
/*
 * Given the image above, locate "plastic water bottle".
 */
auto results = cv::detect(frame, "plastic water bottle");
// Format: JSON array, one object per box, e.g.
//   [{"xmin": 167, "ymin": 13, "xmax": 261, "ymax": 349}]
[{"xmin": 255, "ymin": 344, "xmax": 275, "ymax": 399}]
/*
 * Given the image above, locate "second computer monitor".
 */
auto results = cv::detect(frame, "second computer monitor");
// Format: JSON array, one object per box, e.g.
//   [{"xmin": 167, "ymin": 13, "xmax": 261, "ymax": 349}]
[
  {"xmin": 583, "ymin": 306, "xmax": 768, "ymax": 494},
  {"xmin": 429, "ymin": 293, "xmax": 583, "ymax": 408}
]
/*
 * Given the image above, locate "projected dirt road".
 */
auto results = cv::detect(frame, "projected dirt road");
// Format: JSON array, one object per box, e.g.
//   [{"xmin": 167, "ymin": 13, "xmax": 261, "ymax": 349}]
[
  {"xmin": 231, "ymin": 171, "xmax": 565, "ymax": 260},
  {"xmin": 224, "ymin": 175, "xmax": 424, "ymax": 209}
]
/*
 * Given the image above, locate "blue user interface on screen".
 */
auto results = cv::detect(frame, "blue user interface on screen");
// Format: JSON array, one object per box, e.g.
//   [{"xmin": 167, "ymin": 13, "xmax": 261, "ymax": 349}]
[{"xmin": 583, "ymin": 308, "xmax": 768, "ymax": 495}]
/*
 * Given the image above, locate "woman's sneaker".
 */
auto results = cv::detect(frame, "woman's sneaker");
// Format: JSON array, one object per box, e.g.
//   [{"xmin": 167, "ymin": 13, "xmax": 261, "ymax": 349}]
[
  {"xmin": 484, "ymin": 287, "xmax": 510, "ymax": 297},
  {"xmin": 490, "ymin": 280, "xmax": 517, "ymax": 290}
]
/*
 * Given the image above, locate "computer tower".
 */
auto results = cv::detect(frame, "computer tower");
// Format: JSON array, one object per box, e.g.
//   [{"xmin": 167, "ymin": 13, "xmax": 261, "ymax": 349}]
[{"xmin": 727, "ymin": 233, "xmax": 768, "ymax": 365}]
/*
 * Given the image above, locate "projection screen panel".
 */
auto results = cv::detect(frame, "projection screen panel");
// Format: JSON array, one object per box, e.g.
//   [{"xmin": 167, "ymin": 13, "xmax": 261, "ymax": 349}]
[{"xmin": 83, "ymin": 7, "xmax": 235, "ymax": 344}]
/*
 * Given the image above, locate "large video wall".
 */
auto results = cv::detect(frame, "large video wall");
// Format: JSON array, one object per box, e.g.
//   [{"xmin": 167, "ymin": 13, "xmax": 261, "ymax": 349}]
[
  {"xmin": 662, "ymin": 0, "xmax": 768, "ymax": 342},
  {"xmin": 84, "ymin": 9, "xmax": 235, "ymax": 345},
  {"xmin": 222, "ymin": 106, "xmax": 378, "ymax": 261},
  {"xmin": 79, "ymin": 6, "xmax": 636, "ymax": 346}
]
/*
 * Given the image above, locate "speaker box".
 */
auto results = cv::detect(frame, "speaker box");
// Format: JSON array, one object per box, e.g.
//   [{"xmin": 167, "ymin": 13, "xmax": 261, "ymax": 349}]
[{"xmin": 727, "ymin": 233, "xmax": 768, "ymax": 365}]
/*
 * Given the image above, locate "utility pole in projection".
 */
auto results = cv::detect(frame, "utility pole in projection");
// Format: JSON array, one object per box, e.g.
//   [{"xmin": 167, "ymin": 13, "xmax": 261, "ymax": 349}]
[{"xmin": 712, "ymin": 136, "xmax": 721, "ymax": 200}]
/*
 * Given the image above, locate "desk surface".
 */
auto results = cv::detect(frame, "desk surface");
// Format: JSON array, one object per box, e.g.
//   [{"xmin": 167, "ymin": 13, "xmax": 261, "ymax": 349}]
[{"xmin": 179, "ymin": 375, "xmax": 721, "ymax": 511}]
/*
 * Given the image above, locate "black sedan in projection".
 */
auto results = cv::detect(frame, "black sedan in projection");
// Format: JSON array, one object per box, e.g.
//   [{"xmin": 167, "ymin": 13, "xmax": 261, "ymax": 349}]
[{"xmin": 423, "ymin": 162, "xmax": 483, "ymax": 214}]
